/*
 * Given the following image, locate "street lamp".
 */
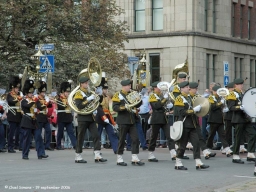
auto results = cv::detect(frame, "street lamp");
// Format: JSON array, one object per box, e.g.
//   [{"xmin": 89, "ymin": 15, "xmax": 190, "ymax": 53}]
[{"xmin": 28, "ymin": 47, "xmax": 45, "ymax": 81}]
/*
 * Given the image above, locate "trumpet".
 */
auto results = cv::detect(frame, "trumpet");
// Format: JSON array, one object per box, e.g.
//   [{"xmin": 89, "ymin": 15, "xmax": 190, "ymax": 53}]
[
  {"xmin": 0, "ymin": 94, "xmax": 16, "ymax": 115},
  {"xmin": 48, "ymin": 95, "xmax": 68, "ymax": 108}
]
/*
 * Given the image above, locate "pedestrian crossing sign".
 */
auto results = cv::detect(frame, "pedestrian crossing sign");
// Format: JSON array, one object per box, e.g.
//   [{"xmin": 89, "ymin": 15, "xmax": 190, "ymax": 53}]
[{"xmin": 39, "ymin": 55, "xmax": 54, "ymax": 73}]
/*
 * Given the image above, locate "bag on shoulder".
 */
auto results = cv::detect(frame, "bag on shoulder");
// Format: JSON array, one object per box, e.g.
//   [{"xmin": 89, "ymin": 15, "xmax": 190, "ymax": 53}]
[{"xmin": 170, "ymin": 117, "xmax": 186, "ymax": 141}]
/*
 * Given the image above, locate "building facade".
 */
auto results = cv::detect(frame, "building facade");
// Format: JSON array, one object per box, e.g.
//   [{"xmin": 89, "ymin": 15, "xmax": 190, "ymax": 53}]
[{"xmin": 116, "ymin": 0, "xmax": 256, "ymax": 91}]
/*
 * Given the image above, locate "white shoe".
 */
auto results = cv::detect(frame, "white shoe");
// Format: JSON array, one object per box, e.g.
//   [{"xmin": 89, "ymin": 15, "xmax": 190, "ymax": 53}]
[
  {"xmin": 239, "ymin": 145, "xmax": 247, "ymax": 153},
  {"xmin": 186, "ymin": 142, "xmax": 193, "ymax": 150}
]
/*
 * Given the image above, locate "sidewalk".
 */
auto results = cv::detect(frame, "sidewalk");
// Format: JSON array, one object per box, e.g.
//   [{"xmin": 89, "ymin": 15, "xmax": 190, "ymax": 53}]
[{"xmin": 214, "ymin": 178, "xmax": 256, "ymax": 192}]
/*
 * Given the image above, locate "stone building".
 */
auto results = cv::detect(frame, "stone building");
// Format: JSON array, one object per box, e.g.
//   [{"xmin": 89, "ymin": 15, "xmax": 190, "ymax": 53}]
[{"xmin": 115, "ymin": 0, "xmax": 256, "ymax": 91}]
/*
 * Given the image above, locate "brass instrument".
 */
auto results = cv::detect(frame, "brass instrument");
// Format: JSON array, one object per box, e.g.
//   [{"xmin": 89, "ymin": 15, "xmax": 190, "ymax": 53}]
[
  {"xmin": 169, "ymin": 58, "xmax": 189, "ymax": 87},
  {"xmin": 0, "ymin": 94, "xmax": 16, "ymax": 115},
  {"xmin": 157, "ymin": 81, "xmax": 175, "ymax": 108},
  {"xmin": 48, "ymin": 95, "xmax": 67, "ymax": 108},
  {"xmin": 125, "ymin": 90, "xmax": 142, "ymax": 111},
  {"xmin": 68, "ymin": 57, "xmax": 102, "ymax": 115},
  {"xmin": 216, "ymin": 87, "xmax": 230, "ymax": 110}
]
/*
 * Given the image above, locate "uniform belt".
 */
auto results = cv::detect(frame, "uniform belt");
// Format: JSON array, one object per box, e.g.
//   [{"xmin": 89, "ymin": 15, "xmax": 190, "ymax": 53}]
[
  {"xmin": 25, "ymin": 113, "xmax": 33, "ymax": 117},
  {"xmin": 10, "ymin": 106, "xmax": 20, "ymax": 109},
  {"xmin": 57, "ymin": 110, "xmax": 71, "ymax": 113},
  {"xmin": 38, "ymin": 111, "xmax": 46, "ymax": 114},
  {"xmin": 139, "ymin": 112, "xmax": 149, "ymax": 115}
]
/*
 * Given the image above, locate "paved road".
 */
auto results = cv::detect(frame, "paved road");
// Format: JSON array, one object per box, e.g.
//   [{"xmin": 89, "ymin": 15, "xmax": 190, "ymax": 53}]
[{"xmin": 0, "ymin": 148, "xmax": 255, "ymax": 192}]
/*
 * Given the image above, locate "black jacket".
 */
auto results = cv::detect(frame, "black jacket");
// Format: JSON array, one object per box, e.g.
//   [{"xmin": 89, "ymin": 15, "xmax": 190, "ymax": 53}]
[
  {"xmin": 36, "ymin": 96, "xmax": 52, "ymax": 123},
  {"xmin": 227, "ymin": 89, "xmax": 250, "ymax": 124},
  {"xmin": 112, "ymin": 90, "xmax": 142, "ymax": 125},
  {"xmin": 6, "ymin": 92, "xmax": 22, "ymax": 123},
  {"xmin": 57, "ymin": 96, "xmax": 73, "ymax": 123},
  {"xmin": 149, "ymin": 91, "xmax": 167, "ymax": 124},
  {"xmin": 95, "ymin": 106, "xmax": 108, "ymax": 125},
  {"xmin": 20, "ymin": 98, "xmax": 36, "ymax": 129},
  {"xmin": 74, "ymin": 88, "xmax": 95, "ymax": 122},
  {"xmin": 207, "ymin": 94, "xmax": 224, "ymax": 124},
  {"xmin": 174, "ymin": 93, "xmax": 197, "ymax": 128}
]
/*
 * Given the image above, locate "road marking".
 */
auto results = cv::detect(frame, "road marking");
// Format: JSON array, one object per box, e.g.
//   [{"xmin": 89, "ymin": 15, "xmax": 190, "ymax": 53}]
[{"xmin": 234, "ymin": 175, "xmax": 256, "ymax": 179}]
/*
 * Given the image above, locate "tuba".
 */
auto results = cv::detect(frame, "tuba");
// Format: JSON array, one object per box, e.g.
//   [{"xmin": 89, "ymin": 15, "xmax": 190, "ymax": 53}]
[
  {"xmin": 216, "ymin": 87, "xmax": 229, "ymax": 110},
  {"xmin": 169, "ymin": 58, "xmax": 189, "ymax": 87},
  {"xmin": 68, "ymin": 57, "xmax": 102, "ymax": 115}
]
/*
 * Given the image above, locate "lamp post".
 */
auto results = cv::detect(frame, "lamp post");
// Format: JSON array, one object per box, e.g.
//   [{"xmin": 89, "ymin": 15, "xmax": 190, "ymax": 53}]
[{"xmin": 28, "ymin": 47, "xmax": 45, "ymax": 81}]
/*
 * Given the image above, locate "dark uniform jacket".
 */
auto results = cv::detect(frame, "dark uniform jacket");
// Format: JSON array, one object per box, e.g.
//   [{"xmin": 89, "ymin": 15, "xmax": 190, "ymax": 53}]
[
  {"xmin": 207, "ymin": 94, "xmax": 224, "ymax": 124},
  {"xmin": 36, "ymin": 95, "xmax": 52, "ymax": 123},
  {"xmin": 20, "ymin": 98, "xmax": 36, "ymax": 129},
  {"xmin": 57, "ymin": 95, "xmax": 73, "ymax": 123},
  {"xmin": 112, "ymin": 90, "xmax": 142, "ymax": 125},
  {"xmin": 174, "ymin": 93, "xmax": 196, "ymax": 129},
  {"xmin": 224, "ymin": 98, "xmax": 232, "ymax": 121},
  {"xmin": 227, "ymin": 89, "xmax": 250, "ymax": 124},
  {"xmin": 7, "ymin": 91, "xmax": 22, "ymax": 123},
  {"xmin": 149, "ymin": 91, "xmax": 168, "ymax": 124},
  {"xmin": 74, "ymin": 87, "xmax": 95, "ymax": 122},
  {"xmin": 189, "ymin": 93, "xmax": 200, "ymax": 126}
]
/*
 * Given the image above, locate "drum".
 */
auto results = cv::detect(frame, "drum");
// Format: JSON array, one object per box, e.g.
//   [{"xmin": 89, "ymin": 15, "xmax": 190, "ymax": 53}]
[{"xmin": 242, "ymin": 87, "xmax": 256, "ymax": 120}]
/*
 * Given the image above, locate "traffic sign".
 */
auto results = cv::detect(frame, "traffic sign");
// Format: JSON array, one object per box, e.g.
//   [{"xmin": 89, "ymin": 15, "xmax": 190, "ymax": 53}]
[
  {"xmin": 224, "ymin": 75, "xmax": 229, "ymax": 86},
  {"xmin": 39, "ymin": 55, "xmax": 54, "ymax": 73},
  {"xmin": 223, "ymin": 61, "xmax": 229, "ymax": 76},
  {"xmin": 35, "ymin": 44, "xmax": 54, "ymax": 51}
]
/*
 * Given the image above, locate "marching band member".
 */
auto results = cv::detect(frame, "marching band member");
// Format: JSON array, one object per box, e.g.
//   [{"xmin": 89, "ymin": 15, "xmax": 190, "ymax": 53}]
[
  {"xmin": 227, "ymin": 78, "xmax": 256, "ymax": 164},
  {"xmin": 112, "ymin": 79, "xmax": 144, "ymax": 166},
  {"xmin": 206, "ymin": 85, "xmax": 233, "ymax": 157},
  {"xmin": 171, "ymin": 73, "xmax": 187, "ymax": 99},
  {"xmin": 35, "ymin": 81, "xmax": 54, "ymax": 151},
  {"xmin": 188, "ymin": 82, "xmax": 216, "ymax": 159},
  {"xmin": 7, "ymin": 76, "xmax": 23, "ymax": 153},
  {"xmin": 174, "ymin": 81, "xmax": 209, "ymax": 170},
  {"xmin": 147, "ymin": 81, "xmax": 177, "ymax": 162},
  {"xmin": 20, "ymin": 80, "xmax": 48, "ymax": 160},
  {"xmin": 74, "ymin": 76, "xmax": 107, "ymax": 163},
  {"xmin": 0, "ymin": 100, "xmax": 7, "ymax": 153},
  {"xmin": 56, "ymin": 82, "xmax": 77, "ymax": 150}
]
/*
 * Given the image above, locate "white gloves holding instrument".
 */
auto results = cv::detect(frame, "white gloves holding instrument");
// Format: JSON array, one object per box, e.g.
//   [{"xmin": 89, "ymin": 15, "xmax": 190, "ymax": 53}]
[
  {"xmin": 222, "ymin": 107, "xmax": 229, "ymax": 113},
  {"xmin": 193, "ymin": 105, "xmax": 202, "ymax": 113},
  {"xmin": 220, "ymin": 99, "xmax": 225, "ymax": 104},
  {"xmin": 163, "ymin": 93, "xmax": 169, "ymax": 99},
  {"xmin": 45, "ymin": 96, "xmax": 50, "ymax": 103},
  {"xmin": 166, "ymin": 103, "xmax": 173, "ymax": 109},
  {"xmin": 87, "ymin": 95, "xmax": 95, "ymax": 101},
  {"xmin": 104, "ymin": 119, "xmax": 110, "ymax": 124},
  {"xmin": 240, "ymin": 105, "xmax": 244, "ymax": 110}
]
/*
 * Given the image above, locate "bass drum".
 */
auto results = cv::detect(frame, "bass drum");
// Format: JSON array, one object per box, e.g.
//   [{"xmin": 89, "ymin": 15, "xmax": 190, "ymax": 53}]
[{"xmin": 242, "ymin": 87, "xmax": 256, "ymax": 118}]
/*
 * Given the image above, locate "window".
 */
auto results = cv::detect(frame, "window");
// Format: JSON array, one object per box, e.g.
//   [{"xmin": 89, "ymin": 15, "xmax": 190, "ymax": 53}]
[
  {"xmin": 212, "ymin": 0, "xmax": 216, "ymax": 33},
  {"xmin": 250, "ymin": 59, "xmax": 255, "ymax": 87},
  {"xmin": 206, "ymin": 54, "xmax": 210, "ymax": 88},
  {"xmin": 152, "ymin": 0, "xmax": 163, "ymax": 30},
  {"xmin": 232, "ymin": 3, "xmax": 235, "ymax": 36},
  {"xmin": 150, "ymin": 54, "xmax": 160, "ymax": 83},
  {"xmin": 212, "ymin": 55, "xmax": 216, "ymax": 82},
  {"xmin": 239, "ymin": 58, "xmax": 243, "ymax": 78},
  {"xmin": 234, "ymin": 57, "xmax": 238, "ymax": 79},
  {"xmin": 204, "ymin": 0, "xmax": 208, "ymax": 31},
  {"xmin": 240, "ymin": 6, "xmax": 243, "ymax": 38},
  {"xmin": 135, "ymin": 0, "xmax": 145, "ymax": 31},
  {"xmin": 248, "ymin": 8, "xmax": 251, "ymax": 39}
]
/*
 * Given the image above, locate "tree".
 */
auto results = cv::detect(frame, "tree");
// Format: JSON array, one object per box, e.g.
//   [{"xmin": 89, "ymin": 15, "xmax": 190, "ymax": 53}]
[{"xmin": 0, "ymin": 0, "xmax": 129, "ymax": 89}]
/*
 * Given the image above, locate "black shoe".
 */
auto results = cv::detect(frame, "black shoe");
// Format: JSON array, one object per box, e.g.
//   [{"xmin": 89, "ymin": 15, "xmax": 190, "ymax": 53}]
[
  {"xmin": 196, "ymin": 164, "xmax": 210, "ymax": 170},
  {"xmin": 171, "ymin": 157, "xmax": 176, "ymax": 161},
  {"xmin": 247, "ymin": 157, "xmax": 256, "ymax": 162},
  {"xmin": 45, "ymin": 147, "xmax": 54, "ymax": 151},
  {"xmin": 56, "ymin": 147, "xmax": 64, "ymax": 150},
  {"xmin": 181, "ymin": 156, "xmax": 189, "ymax": 160},
  {"xmin": 148, "ymin": 158, "xmax": 158, "ymax": 162},
  {"xmin": 131, "ymin": 161, "xmax": 145, "ymax": 166},
  {"xmin": 19, "ymin": 148, "xmax": 22, "ymax": 151},
  {"xmin": 232, "ymin": 159, "xmax": 244, "ymax": 164},
  {"xmin": 126, "ymin": 148, "xmax": 131, "ymax": 151},
  {"xmin": 14, "ymin": 146, "xmax": 19, "ymax": 150},
  {"xmin": 0, "ymin": 149, "xmax": 7, "ymax": 153},
  {"xmin": 142, "ymin": 147, "xmax": 148, "ymax": 151},
  {"xmin": 175, "ymin": 166, "xmax": 188, "ymax": 170},
  {"xmin": 38, "ymin": 155, "xmax": 49, "ymax": 159},
  {"xmin": 8, "ymin": 150, "xmax": 16, "ymax": 153},
  {"xmin": 205, "ymin": 155, "xmax": 210, "ymax": 160},
  {"xmin": 75, "ymin": 159, "xmax": 87, "ymax": 163},
  {"xmin": 226, "ymin": 153, "xmax": 233, "ymax": 157},
  {"xmin": 209, "ymin": 152, "xmax": 216, "ymax": 157},
  {"xmin": 117, "ymin": 162, "xmax": 127, "ymax": 166},
  {"xmin": 22, "ymin": 157, "xmax": 29, "ymax": 160},
  {"xmin": 95, "ymin": 158, "xmax": 107, "ymax": 163}
]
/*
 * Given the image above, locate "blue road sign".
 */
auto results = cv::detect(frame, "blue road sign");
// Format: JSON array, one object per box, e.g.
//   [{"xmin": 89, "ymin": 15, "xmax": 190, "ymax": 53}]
[
  {"xmin": 39, "ymin": 55, "xmax": 54, "ymax": 73},
  {"xmin": 224, "ymin": 75, "xmax": 229, "ymax": 86},
  {"xmin": 224, "ymin": 61, "xmax": 229, "ymax": 76},
  {"xmin": 35, "ymin": 44, "xmax": 54, "ymax": 51}
]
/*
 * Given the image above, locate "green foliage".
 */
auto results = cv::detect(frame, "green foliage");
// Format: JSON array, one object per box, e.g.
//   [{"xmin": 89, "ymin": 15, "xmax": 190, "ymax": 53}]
[{"xmin": 0, "ymin": 0, "xmax": 129, "ymax": 89}]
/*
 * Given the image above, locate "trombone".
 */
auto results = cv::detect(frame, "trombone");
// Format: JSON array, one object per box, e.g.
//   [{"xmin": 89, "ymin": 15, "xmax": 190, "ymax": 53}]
[{"xmin": 0, "ymin": 94, "xmax": 16, "ymax": 115}]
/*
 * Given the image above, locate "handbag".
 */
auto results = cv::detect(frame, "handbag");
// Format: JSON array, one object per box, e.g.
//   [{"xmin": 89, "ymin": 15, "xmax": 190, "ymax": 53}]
[{"xmin": 170, "ymin": 116, "xmax": 186, "ymax": 141}]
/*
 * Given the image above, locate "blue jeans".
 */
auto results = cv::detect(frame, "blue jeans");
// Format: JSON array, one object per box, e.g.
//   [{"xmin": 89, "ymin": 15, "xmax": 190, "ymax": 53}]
[
  {"xmin": 101, "ymin": 128, "xmax": 107, "ymax": 145},
  {"xmin": 57, "ymin": 122, "xmax": 76, "ymax": 149},
  {"xmin": 37, "ymin": 122, "xmax": 51, "ymax": 148},
  {"xmin": 126, "ymin": 121, "xmax": 147, "ymax": 149},
  {"xmin": 98, "ymin": 123, "xmax": 118, "ymax": 153},
  {"xmin": 34, "ymin": 128, "xmax": 46, "ymax": 156},
  {"xmin": 0, "ymin": 124, "xmax": 6, "ymax": 149}
]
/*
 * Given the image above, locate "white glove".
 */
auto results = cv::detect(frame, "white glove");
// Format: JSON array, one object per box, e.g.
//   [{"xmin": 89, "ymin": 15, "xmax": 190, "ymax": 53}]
[
  {"xmin": 45, "ymin": 96, "xmax": 50, "ymax": 103},
  {"xmin": 93, "ymin": 110, "xmax": 97, "ymax": 115},
  {"xmin": 193, "ymin": 105, "xmax": 201, "ymax": 112},
  {"xmin": 104, "ymin": 119, "xmax": 110, "ymax": 124},
  {"xmin": 132, "ymin": 109, "xmax": 137, "ymax": 113},
  {"xmin": 20, "ymin": 92, "xmax": 24, "ymax": 97},
  {"xmin": 163, "ymin": 92, "xmax": 168, "ymax": 99},
  {"xmin": 95, "ymin": 87, "xmax": 103, "ymax": 95},
  {"xmin": 166, "ymin": 103, "xmax": 173, "ymax": 109},
  {"xmin": 87, "ymin": 95, "xmax": 95, "ymax": 101},
  {"xmin": 0, "ymin": 100, "xmax": 5, "ymax": 106},
  {"xmin": 220, "ymin": 99, "xmax": 225, "ymax": 104},
  {"xmin": 119, "ymin": 94, "xmax": 124, "ymax": 100},
  {"xmin": 34, "ymin": 108, "xmax": 38, "ymax": 113},
  {"xmin": 223, "ymin": 107, "xmax": 229, "ymax": 113},
  {"xmin": 240, "ymin": 105, "xmax": 244, "ymax": 110}
]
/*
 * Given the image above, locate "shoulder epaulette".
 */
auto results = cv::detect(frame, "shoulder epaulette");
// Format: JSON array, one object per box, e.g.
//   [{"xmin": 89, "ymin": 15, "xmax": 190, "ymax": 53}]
[
  {"xmin": 173, "ymin": 85, "xmax": 180, "ymax": 93},
  {"xmin": 112, "ymin": 92, "xmax": 120, "ymax": 102},
  {"xmin": 149, "ymin": 93, "xmax": 157, "ymax": 102},
  {"xmin": 74, "ymin": 91, "xmax": 83, "ymax": 100},
  {"xmin": 208, "ymin": 95, "xmax": 215, "ymax": 104},
  {"xmin": 226, "ymin": 91, "xmax": 236, "ymax": 101},
  {"xmin": 174, "ymin": 96, "xmax": 185, "ymax": 106}
]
